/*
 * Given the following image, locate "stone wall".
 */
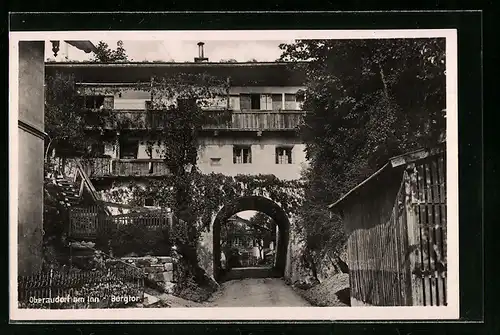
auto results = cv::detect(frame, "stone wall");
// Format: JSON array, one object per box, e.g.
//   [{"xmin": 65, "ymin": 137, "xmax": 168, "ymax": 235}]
[{"xmin": 111, "ymin": 256, "xmax": 177, "ymax": 294}]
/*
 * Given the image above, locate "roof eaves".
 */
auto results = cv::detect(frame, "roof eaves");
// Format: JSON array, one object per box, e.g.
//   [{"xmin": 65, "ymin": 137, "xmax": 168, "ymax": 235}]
[{"xmin": 328, "ymin": 162, "xmax": 391, "ymax": 211}]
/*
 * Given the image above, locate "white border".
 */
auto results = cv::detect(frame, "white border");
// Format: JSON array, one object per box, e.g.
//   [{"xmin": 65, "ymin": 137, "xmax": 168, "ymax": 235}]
[{"xmin": 9, "ymin": 29, "xmax": 459, "ymax": 321}]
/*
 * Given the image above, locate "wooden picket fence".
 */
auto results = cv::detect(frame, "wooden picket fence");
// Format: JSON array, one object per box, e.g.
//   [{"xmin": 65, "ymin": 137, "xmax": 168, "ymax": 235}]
[
  {"xmin": 18, "ymin": 266, "xmax": 145, "ymax": 309},
  {"xmin": 69, "ymin": 205, "xmax": 172, "ymax": 240}
]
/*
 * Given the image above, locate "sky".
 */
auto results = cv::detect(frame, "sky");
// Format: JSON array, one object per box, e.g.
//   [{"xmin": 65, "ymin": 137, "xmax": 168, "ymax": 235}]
[{"xmin": 45, "ymin": 39, "xmax": 293, "ymax": 63}]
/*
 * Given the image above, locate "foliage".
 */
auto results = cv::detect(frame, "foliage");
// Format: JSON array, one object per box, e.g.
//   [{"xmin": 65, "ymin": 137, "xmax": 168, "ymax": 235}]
[
  {"xmin": 278, "ymin": 38, "xmax": 446, "ymax": 268},
  {"xmin": 248, "ymin": 212, "xmax": 276, "ymax": 258},
  {"xmin": 91, "ymin": 40, "xmax": 129, "ymax": 63},
  {"xmin": 108, "ymin": 223, "xmax": 171, "ymax": 257},
  {"xmin": 44, "ymin": 72, "xmax": 95, "ymax": 158},
  {"xmin": 101, "ymin": 172, "xmax": 303, "ymax": 236}
]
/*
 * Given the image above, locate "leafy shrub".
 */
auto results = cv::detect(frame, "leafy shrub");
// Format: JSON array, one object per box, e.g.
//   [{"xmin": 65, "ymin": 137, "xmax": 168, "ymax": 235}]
[{"xmin": 109, "ymin": 223, "xmax": 171, "ymax": 257}]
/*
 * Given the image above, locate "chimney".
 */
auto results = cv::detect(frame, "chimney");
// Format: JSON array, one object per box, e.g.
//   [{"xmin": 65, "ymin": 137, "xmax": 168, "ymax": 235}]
[{"xmin": 194, "ymin": 42, "xmax": 209, "ymax": 62}]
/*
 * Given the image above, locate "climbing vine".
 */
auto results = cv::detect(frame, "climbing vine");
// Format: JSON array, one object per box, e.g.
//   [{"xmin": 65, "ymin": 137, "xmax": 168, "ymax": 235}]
[{"xmin": 101, "ymin": 172, "xmax": 305, "ymax": 234}]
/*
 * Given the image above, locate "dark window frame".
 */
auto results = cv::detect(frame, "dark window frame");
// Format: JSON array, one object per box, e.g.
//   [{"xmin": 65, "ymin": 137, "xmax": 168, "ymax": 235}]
[
  {"xmin": 233, "ymin": 146, "xmax": 252, "ymax": 164},
  {"xmin": 275, "ymin": 146, "xmax": 293, "ymax": 164}
]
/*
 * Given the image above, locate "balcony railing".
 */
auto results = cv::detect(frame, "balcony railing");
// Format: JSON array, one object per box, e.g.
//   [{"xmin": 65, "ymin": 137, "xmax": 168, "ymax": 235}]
[
  {"xmin": 111, "ymin": 159, "xmax": 170, "ymax": 177},
  {"xmin": 76, "ymin": 157, "xmax": 170, "ymax": 178},
  {"xmin": 82, "ymin": 109, "xmax": 305, "ymax": 131},
  {"xmin": 202, "ymin": 110, "xmax": 305, "ymax": 131}
]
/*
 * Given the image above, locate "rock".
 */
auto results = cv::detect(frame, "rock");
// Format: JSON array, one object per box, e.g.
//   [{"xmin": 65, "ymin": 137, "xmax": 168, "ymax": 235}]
[
  {"xmin": 160, "ymin": 282, "xmax": 176, "ymax": 294},
  {"xmin": 162, "ymin": 271, "xmax": 173, "ymax": 282},
  {"xmin": 148, "ymin": 272, "xmax": 164, "ymax": 282},
  {"xmin": 163, "ymin": 263, "xmax": 173, "ymax": 271},
  {"xmin": 143, "ymin": 293, "xmax": 160, "ymax": 306}
]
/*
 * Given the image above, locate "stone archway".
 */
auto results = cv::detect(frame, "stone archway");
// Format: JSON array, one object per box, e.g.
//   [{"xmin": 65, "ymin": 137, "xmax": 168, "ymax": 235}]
[{"xmin": 212, "ymin": 196, "xmax": 290, "ymax": 281}]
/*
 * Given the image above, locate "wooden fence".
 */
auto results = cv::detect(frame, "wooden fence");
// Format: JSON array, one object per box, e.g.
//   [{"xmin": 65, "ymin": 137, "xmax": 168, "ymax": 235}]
[
  {"xmin": 347, "ymin": 176, "xmax": 412, "ymax": 306},
  {"xmin": 18, "ymin": 266, "xmax": 145, "ymax": 309},
  {"xmin": 69, "ymin": 205, "xmax": 172, "ymax": 240}
]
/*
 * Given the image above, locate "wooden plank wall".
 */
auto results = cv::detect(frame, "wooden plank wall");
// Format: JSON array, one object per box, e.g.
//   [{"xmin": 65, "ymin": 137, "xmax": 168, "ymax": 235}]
[{"xmin": 347, "ymin": 174, "xmax": 412, "ymax": 306}]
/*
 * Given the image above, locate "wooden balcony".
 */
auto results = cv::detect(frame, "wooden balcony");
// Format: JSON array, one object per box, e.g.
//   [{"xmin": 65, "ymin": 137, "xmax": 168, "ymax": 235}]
[
  {"xmin": 112, "ymin": 159, "xmax": 170, "ymax": 177},
  {"xmin": 77, "ymin": 157, "xmax": 170, "ymax": 178},
  {"xmin": 202, "ymin": 110, "xmax": 305, "ymax": 131},
  {"xmin": 83, "ymin": 109, "xmax": 305, "ymax": 131}
]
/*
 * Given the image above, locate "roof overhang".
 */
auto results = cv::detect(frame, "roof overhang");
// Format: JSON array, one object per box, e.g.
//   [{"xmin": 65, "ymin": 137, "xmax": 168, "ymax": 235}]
[
  {"xmin": 45, "ymin": 61, "xmax": 308, "ymax": 86},
  {"xmin": 328, "ymin": 144, "xmax": 446, "ymax": 211},
  {"xmin": 65, "ymin": 41, "xmax": 98, "ymax": 54}
]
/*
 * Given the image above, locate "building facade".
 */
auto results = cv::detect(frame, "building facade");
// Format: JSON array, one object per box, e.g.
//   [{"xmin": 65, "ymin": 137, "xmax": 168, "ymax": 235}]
[{"xmin": 46, "ymin": 47, "xmax": 309, "ymax": 209}]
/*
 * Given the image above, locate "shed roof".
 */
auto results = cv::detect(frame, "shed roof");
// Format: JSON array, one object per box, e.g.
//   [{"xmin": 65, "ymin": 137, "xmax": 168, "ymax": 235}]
[{"xmin": 328, "ymin": 144, "xmax": 445, "ymax": 211}]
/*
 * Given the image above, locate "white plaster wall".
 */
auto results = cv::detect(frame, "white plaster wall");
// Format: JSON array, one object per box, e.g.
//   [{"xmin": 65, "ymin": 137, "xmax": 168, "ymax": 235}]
[{"xmin": 197, "ymin": 143, "xmax": 307, "ymax": 181}]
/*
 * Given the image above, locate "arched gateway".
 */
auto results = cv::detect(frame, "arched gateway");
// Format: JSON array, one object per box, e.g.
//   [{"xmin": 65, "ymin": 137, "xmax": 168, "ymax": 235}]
[{"xmin": 212, "ymin": 196, "xmax": 290, "ymax": 281}]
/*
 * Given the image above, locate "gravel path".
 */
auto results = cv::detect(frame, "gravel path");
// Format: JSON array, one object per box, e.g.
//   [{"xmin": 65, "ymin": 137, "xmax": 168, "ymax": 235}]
[{"xmin": 205, "ymin": 278, "xmax": 311, "ymax": 307}]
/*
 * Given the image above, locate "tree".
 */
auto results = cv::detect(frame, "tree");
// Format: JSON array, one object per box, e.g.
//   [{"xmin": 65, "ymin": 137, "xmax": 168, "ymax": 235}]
[
  {"xmin": 91, "ymin": 40, "xmax": 129, "ymax": 63},
  {"xmin": 44, "ymin": 72, "xmax": 95, "ymax": 162},
  {"xmin": 248, "ymin": 212, "xmax": 275, "ymax": 260},
  {"xmin": 279, "ymin": 38, "xmax": 446, "ymax": 270},
  {"xmin": 142, "ymin": 73, "xmax": 229, "ymax": 284}
]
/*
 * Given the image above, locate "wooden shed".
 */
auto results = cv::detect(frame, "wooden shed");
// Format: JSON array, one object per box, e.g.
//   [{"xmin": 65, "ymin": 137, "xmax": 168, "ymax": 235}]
[{"xmin": 328, "ymin": 145, "xmax": 447, "ymax": 307}]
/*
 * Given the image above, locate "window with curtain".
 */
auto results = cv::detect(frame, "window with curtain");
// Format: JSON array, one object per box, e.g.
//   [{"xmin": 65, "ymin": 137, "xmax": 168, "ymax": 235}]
[
  {"xmin": 233, "ymin": 146, "xmax": 252, "ymax": 164},
  {"xmin": 275, "ymin": 146, "xmax": 293, "ymax": 164}
]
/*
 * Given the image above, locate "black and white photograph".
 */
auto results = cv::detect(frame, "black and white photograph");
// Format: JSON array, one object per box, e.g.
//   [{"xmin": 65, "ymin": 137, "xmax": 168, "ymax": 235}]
[{"xmin": 10, "ymin": 29, "xmax": 458, "ymax": 320}]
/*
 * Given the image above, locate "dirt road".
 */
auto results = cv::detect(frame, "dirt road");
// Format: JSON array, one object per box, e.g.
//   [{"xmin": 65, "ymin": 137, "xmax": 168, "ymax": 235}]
[{"xmin": 205, "ymin": 278, "xmax": 311, "ymax": 307}]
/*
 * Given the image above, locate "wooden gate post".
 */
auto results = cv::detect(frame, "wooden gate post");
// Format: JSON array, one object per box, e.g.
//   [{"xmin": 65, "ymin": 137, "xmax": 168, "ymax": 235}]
[{"xmin": 404, "ymin": 164, "xmax": 424, "ymax": 306}]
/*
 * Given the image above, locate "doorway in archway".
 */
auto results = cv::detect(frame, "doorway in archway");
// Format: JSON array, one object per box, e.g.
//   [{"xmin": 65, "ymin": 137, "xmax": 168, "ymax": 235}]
[{"xmin": 212, "ymin": 196, "xmax": 290, "ymax": 282}]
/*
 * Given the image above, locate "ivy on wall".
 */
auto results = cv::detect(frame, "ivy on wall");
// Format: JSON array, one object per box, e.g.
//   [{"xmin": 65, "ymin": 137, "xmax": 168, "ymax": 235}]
[{"xmin": 100, "ymin": 172, "xmax": 305, "ymax": 234}]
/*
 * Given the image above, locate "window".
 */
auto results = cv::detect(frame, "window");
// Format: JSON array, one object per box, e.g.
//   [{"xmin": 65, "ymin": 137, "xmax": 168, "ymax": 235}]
[
  {"xmin": 233, "ymin": 146, "xmax": 252, "ymax": 164},
  {"xmin": 284, "ymin": 94, "xmax": 296, "ymax": 110},
  {"xmin": 271, "ymin": 94, "xmax": 283, "ymax": 110},
  {"xmin": 210, "ymin": 158, "xmax": 222, "ymax": 166},
  {"xmin": 90, "ymin": 143, "xmax": 105, "ymax": 157},
  {"xmin": 177, "ymin": 98, "xmax": 197, "ymax": 111},
  {"xmin": 276, "ymin": 147, "xmax": 293, "ymax": 164},
  {"xmin": 144, "ymin": 197, "xmax": 155, "ymax": 207},
  {"xmin": 119, "ymin": 140, "xmax": 138, "ymax": 159},
  {"xmin": 250, "ymin": 94, "xmax": 261, "ymax": 110}
]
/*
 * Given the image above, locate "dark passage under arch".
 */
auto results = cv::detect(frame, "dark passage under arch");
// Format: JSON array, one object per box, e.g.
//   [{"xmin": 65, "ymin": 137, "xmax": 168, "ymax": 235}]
[{"xmin": 213, "ymin": 196, "xmax": 290, "ymax": 281}]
